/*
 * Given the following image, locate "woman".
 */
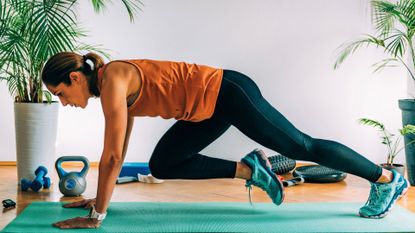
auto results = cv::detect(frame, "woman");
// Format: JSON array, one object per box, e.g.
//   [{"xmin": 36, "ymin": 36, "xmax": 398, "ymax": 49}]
[{"xmin": 42, "ymin": 52, "xmax": 409, "ymax": 229}]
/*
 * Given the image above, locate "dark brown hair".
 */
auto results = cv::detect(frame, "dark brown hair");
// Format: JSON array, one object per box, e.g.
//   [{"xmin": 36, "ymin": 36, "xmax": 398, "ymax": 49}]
[{"xmin": 41, "ymin": 52, "xmax": 105, "ymax": 97}]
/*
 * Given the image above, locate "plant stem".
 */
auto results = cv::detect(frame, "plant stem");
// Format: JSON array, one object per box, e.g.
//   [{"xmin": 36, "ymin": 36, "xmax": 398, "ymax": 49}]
[
  {"xmin": 407, "ymin": 37, "xmax": 415, "ymax": 81},
  {"xmin": 382, "ymin": 129, "xmax": 394, "ymax": 162}
]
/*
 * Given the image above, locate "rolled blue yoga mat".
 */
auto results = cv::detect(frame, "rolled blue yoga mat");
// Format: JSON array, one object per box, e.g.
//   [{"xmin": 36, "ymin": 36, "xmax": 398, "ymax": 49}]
[
  {"xmin": 118, "ymin": 162, "xmax": 150, "ymax": 177},
  {"xmin": 2, "ymin": 202, "xmax": 415, "ymax": 232}
]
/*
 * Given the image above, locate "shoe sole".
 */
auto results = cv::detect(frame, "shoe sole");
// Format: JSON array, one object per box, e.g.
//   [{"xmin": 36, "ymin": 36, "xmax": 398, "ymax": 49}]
[
  {"xmin": 252, "ymin": 149, "xmax": 285, "ymax": 205},
  {"xmin": 359, "ymin": 178, "xmax": 410, "ymax": 219}
]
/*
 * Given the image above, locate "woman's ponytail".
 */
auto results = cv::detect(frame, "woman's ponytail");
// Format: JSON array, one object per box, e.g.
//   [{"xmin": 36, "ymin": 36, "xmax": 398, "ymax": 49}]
[
  {"xmin": 42, "ymin": 51, "xmax": 105, "ymax": 97},
  {"xmin": 83, "ymin": 52, "xmax": 105, "ymax": 97}
]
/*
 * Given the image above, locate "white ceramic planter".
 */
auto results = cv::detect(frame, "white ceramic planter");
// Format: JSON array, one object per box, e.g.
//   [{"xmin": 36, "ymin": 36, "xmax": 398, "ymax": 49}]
[{"xmin": 14, "ymin": 102, "xmax": 59, "ymax": 184}]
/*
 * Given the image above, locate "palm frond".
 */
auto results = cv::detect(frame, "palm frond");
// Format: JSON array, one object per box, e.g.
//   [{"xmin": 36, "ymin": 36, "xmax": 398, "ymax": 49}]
[
  {"xmin": 29, "ymin": 1, "xmax": 78, "ymax": 61},
  {"xmin": 121, "ymin": 0, "xmax": 143, "ymax": 22},
  {"xmin": 397, "ymin": 0, "xmax": 415, "ymax": 34},
  {"xmin": 90, "ymin": 0, "xmax": 107, "ymax": 13},
  {"xmin": 0, "ymin": 28, "xmax": 31, "ymax": 99},
  {"xmin": 358, "ymin": 118, "xmax": 385, "ymax": 130},
  {"xmin": 334, "ymin": 35, "xmax": 385, "ymax": 69},
  {"xmin": 371, "ymin": 0, "xmax": 399, "ymax": 37},
  {"xmin": 89, "ymin": 0, "xmax": 142, "ymax": 22},
  {"xmin": 384, "ymin": 29, "xmax": 409, "ymax": 57},
  {"xmin": 8, "ymin": 0, "xmax": 32, "ymax": 16},
  {"xmin": 4, "ymin": 73, "xmax": 23, "ymax": 100},
  {"xmin": 371, "ymin": 58, "xmax": 399, "ymax": 73},
  {"xmin": 0, "ymin": 1, "xmax": 17, "ymax": 38},
  {"xmin": 74, "ymin": 43, "xmax": 111, "ymax": 60}
]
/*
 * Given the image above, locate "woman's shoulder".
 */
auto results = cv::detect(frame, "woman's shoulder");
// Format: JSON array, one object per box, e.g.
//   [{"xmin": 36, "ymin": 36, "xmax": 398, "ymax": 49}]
[
  {"xmin": 99, "ymin": 60, "xmax": 142, "ymax": 96},
  {"xmin": 101, "ymin": 60, "xmax": 138, "ymax": 80}
]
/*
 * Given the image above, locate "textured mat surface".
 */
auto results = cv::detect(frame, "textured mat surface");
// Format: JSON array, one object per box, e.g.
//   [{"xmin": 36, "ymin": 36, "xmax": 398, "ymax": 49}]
[{"xmin": 2, "ymin": 202, "xmax": 415, "ymax": 232}]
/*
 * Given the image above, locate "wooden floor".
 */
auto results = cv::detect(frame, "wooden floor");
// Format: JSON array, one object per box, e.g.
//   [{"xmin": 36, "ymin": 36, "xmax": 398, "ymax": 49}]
[{"xmin": 0, "ymin": 164, "xmax": 414, "ymax": 230}]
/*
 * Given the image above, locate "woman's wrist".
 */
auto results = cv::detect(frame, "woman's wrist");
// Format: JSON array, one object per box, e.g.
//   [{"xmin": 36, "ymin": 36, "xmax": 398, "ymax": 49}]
[
  {"xmin": 90, "ymin": 218, "xmax": 102, "ymax": 227},
  {"xmin": 88, "ymin": 204, "xmax": 107, "ymax": 221}
]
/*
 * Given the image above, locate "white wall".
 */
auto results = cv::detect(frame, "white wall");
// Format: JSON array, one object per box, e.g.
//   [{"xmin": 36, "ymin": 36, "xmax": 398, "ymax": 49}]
[{"xmin": 0, "ymin": 0, "xmax": 407, "ymax": 166}]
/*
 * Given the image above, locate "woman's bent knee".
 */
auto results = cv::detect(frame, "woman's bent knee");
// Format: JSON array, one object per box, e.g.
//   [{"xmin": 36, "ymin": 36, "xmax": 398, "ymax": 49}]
[{"xmin": 148, "ymin": 162, "xmax": 168, "ymax": 179}]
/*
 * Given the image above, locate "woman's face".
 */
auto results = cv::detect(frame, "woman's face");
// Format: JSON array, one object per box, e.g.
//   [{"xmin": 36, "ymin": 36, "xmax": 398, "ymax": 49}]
[{"xmin": 45, "ymin": 71, "xmax": 91, "ymax": 108}]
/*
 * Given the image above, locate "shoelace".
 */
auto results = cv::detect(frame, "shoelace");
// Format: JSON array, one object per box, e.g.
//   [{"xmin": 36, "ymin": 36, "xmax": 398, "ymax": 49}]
[
  {"xmin": 245, "ymin": 179, "xmax": 268, "ymax": 206},
  {"xmin": 246, "ymin": 185, "xmax": 253, "ymax": 206},
  {"xmin": 366, "ymin": 183, "xmax": 393, "ymax": 208},
  {"xmin": 365, "ymin": 183, "xmax": 380, "ymax": 207}
]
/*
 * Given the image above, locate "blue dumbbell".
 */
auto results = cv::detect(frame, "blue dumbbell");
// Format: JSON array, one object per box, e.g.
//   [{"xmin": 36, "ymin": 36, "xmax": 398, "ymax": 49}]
[
  {"xmin": 31, "ymin": 166, "xmax": 48, "ymax": 192},
  {"xmin": 43, "ymin": 177, "xmax": 51, "ymax": 189},
  {"xmin": 20, "ymin": 178, "xmax": 32, "ymax": 191}
]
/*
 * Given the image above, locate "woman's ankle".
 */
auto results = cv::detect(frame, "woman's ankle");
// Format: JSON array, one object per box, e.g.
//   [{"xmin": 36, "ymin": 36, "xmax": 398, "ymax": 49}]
[
  {"xmin": 235, "ymin": 162, "xmax": 252, "ymax": 180},
  {"xmin": 375, "ymin": 168, "xmax": 393, "ymax": 183}
]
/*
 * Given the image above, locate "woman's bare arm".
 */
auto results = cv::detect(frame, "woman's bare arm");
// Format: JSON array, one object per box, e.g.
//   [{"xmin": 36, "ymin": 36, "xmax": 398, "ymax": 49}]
[
  {"xmin": 122, "ymin": 116, "xmax": 134, "ymax": 159},
  {"xmin": 95, "ymin": 64, "xmax": 131, "ymax": 214}
]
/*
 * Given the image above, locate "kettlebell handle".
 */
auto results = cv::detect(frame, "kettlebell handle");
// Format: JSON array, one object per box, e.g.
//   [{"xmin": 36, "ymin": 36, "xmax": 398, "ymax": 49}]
[{"xmin": 55, "ymin": 156, "xmax": 90, "ymax": 179}]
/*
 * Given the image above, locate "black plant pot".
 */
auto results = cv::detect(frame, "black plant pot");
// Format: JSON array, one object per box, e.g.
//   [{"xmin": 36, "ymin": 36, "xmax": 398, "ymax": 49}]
[
  {"xmin": 380, "ymin": 163, "xmax": 405, "ymax": 177},
  {"xmin": 398, "ymin": 99, "xmax": 415, "ymax": 186}
]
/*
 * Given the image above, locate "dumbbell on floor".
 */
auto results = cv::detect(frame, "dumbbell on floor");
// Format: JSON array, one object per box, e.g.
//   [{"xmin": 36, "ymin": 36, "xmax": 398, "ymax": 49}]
[
  {"xmin": 20, "ymin": 178, "xmax": 32, "ymax": 191},
  {"xmin": 43, "ymin": 177, "xmax": 51, "ymax": 189},
  {"xmin": 31, "ymin": 166, "xmax": 48, "ymax": 192},
  {"xmin": 20, "ymin": 166, "xmax": 51, "ymax": 192}
]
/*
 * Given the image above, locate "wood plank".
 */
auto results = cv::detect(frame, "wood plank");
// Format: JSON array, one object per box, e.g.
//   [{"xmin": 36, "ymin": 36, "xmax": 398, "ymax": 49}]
[
  {"xmin": 0, "ymin": 165, "xmax": 413, "ymax": 230},
  {"xmin": 0, "ymin": 161, "xmax": 99, "ymax": 167}
]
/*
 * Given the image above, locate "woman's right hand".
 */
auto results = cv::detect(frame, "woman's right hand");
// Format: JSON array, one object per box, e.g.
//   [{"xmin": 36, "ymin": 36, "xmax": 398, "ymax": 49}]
[{"xmin": 63, "ymin": 198, "xmax": 96, "ymax": 209}]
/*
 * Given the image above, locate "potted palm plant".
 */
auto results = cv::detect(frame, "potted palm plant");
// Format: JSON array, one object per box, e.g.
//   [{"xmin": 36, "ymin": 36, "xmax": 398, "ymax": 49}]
[
  {"xmin": 0, "ymin": 0, "xmax": 141, "ymax": 184},
  {"xmin": 334, "ymin": 0, "xmax": 415, "ymax": 185},
  {"xmin": 359, "ymin": 118, "xmax": 415, "ymax": 176}
]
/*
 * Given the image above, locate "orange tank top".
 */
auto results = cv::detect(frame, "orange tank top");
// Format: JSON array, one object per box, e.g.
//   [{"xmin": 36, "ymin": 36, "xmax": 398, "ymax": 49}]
[{"xmin": 98, "ymin": 59, "xmax": 223, "ymax": 122}]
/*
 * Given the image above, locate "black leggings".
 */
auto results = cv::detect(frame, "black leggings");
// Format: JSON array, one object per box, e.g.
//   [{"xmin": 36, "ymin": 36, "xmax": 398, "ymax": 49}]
[{"xmin": 149, "ymin": 70, "xmax": 383, "ymax": 183}]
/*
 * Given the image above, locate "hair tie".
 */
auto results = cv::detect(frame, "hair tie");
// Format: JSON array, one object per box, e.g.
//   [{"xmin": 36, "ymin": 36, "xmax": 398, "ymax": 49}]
[{"xmin": 82, "ymin": 55, "xmax": 94, "ymax": 71}]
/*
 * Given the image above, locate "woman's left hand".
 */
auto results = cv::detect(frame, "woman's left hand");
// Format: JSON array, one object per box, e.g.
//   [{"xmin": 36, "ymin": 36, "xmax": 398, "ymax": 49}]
[{"xmin": 52, "ymin": 216, "xmax": 101, "ymax": 229}]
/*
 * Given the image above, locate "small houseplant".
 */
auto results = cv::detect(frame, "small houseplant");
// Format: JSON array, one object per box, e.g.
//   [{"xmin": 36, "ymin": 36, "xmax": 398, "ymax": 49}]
[
  {"xmin": 334, "ymin": 0, "xmax": 415, "ymax": 185},
  {"xmin": 0, "ymin": 0, "xmax": 141, "ymax": 183},
  {"xmin": 359, "ymin": 118, "xmax": 415, "ymax": 176}
]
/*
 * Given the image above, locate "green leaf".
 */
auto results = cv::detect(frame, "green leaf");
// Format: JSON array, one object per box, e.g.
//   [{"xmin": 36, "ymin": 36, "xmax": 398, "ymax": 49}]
[
  {"xmin": 90, "ymin": 0, "xmax": 107, "ymax": 13},
  {"xmin": 29, "ymin": 1, "xmax": 77, "ymax": 61},
  {"xmin": 371, "ymin": 58, "xmax": 399, "ymax": 73},
  {"xmin": 121, "ymin": 0, "xmax": 143, "ymax": 22},
  {"xmin": 371, "ymin": 0, "xmax": 398, "ymax": 37},
  {"xmin": 358, "ymin": 118, "xmax": 385, "ymax": 130},
  {"xmin": 396, "ymin": 0, "xmax": 415, "ymax": 33},
  {"xmin": 43, "ymin": 89, "xmax": 52, "ymax": 103},
  {"xmin": 384, "ymin": 29, "xmax": 409, "ymax": 57},
  {"xmin": 334, "ymin": 34, "xmax": 385, "ymax": 69},
  {"xmin": 400, "ymin": 124, "xmax": 415, "ymax": 135},
  {"xmin": 90, "ymin": 0, "xmax": 142, "ymax": 22},
  {"xmin": 74, "ymin": 43, "xmax": 111, "ymax": 60}
]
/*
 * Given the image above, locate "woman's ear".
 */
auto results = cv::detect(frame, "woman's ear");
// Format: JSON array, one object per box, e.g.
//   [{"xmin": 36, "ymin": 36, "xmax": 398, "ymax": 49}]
[{"xmin": 69, "ymin": 71, "xmax": 81, "ymax": 83}]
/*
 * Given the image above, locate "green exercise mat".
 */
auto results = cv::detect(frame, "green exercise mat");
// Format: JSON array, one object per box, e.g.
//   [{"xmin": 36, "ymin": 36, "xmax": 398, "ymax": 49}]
[{"xmin": 2, "ymin": 202, "xmax": 415, "ymax": 232}]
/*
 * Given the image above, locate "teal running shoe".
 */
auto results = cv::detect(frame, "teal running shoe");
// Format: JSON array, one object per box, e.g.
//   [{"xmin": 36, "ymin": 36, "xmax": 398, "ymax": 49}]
[
  {"xmin": 241, "ymin": 149, "xmax": 284, "ymax": 205},
  {"xmin": 359, "ymin": 169, "xmax": 409, "ymax": 218}
]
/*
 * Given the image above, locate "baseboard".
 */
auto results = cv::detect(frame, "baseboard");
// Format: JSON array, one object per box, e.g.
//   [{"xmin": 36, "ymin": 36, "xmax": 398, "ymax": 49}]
[
  {"xmin": 0, "ymin": 161, "xmax": 16, "ymax": 166},
  {"xmin": 1, "ymin": 161, "xmax": 313, "ymax": 167},
  {"xmin": 0, "ymin": 161, "xmax": 99, "ymax": 167}
]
